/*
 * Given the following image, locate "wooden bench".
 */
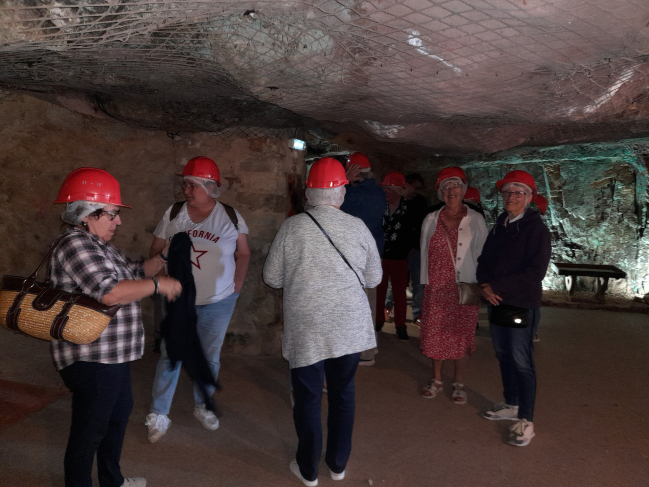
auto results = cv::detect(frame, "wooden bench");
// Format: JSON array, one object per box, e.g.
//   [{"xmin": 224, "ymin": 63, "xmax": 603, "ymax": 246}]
[{"xmin": 551, "ymin": 263, "xmax": 626, "ymax": 303}]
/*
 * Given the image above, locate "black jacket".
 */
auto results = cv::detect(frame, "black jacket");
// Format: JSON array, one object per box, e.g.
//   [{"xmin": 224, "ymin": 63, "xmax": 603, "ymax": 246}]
[
  {"xmin": 476, "ymin": 208, "xmax": 551, "ymax": 309},
  {"xmin": 162, "ymin": 232, "xmax": 217, "ymax": 411}
]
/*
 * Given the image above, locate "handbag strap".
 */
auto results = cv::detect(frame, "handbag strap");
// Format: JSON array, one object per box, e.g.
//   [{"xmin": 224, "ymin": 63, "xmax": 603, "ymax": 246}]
[
  {"xmin": 305, "ymin": 212, "xmax": 364, "ymax": 289},
  {"xmin": 440, "ymin": 222, "xmax": 460, "ymax": 284},
  {"xmin": 30, "ymin": 233, "xmax": 68, "ymax": 280},
  {"xmin": 6, "ymin": 233, "xmax": 69, "ymax": 331}
]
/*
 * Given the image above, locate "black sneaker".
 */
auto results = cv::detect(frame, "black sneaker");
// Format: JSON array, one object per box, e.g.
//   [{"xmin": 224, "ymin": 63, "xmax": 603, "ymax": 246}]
[{"xmin": 396, "ymin": 327, "xmax": 409, "ymax": 341}]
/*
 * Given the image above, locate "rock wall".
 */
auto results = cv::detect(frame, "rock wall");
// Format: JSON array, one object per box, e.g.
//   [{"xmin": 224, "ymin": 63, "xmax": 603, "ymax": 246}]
[
  {"xmin": 0, "ymin": 94, "xmax": 305, "ymax": 354},
  {"xmin": 402, "ymin": 141, "xmax": 649, "ymax": 298}
]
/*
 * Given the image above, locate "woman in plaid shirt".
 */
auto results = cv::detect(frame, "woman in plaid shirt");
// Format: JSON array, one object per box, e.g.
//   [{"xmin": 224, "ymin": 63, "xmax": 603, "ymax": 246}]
[{"xmin": 52, "ymin": 168, "xmax": 181, "ymax": 487}]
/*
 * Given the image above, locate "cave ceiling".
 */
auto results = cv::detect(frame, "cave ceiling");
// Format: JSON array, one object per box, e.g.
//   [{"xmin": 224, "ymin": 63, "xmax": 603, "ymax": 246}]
[{"xmin": 2, "ymin": 0, "xmax": 649, "ymax": 158}]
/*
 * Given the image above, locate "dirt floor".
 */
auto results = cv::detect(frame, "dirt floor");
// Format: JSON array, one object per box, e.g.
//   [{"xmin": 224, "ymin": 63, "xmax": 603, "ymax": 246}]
[{"xmin": 1, "ymin": 306, "xmax": 648, "ymax": 487}]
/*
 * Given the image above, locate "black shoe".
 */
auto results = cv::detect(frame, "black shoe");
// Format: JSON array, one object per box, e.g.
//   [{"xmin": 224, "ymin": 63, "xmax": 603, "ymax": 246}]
[
  {"xmin": 396, "ymin": 327, "xmax": 409, "ymax": 341},
  {"xmin": 375, "ymin": 323, "xmax": 384, "ymax": 332}
]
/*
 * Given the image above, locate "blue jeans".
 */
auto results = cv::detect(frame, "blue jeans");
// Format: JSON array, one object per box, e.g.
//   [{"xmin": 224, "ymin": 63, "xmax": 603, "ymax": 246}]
[
  {"xmin": 489, "ymin": 307, "xmax": 539, "ymax": 422},
  {"xmin": 59, "ymin": 362, "xmax": 133, "ymax": 487},
  {"xmin": 150, "ymin": 293, "xmax": 239, "ymax": 415},
  {"xmin": 291, "ymin": 353, "xmax": 361, "ymax": 482},
  {"xmin": 407, "ymin": 250, "xmax": 424, "ymax": 319}
]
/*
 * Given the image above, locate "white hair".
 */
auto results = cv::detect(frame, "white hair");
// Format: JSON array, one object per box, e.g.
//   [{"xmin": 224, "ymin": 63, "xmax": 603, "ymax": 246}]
[
  {"xmin": 437, "ymin": 176, "xmax": 467, "ymax": 201},
  {"xmin": 305, "ymin": 186, "xmax": 346, "ymax": 207},
  {"xmin": 61, "ymin": 201, "xmax": 105, "ymax": 225},
  {"xmin": 184, "ymin": 175, "xmax": 228, "ymax": 199}
]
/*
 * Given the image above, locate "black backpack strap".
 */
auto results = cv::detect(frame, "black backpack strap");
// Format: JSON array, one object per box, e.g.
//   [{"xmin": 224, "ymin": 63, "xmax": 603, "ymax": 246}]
[
  {"xmin": 305, "ymin": 212, "xmax": 364, "ymax": 289},
  {"xmin": 221, "ymin": 203, "xmax": 239, "ymax": 232},
  {"xmin": 169, "ymin": 201, "xmax": 185, "ymax": 221}
]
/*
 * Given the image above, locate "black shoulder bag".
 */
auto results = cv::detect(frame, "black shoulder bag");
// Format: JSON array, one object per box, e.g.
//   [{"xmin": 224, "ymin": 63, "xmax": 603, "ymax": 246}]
[
  {"xmin": 305, "ymin": 212, "xmax": 364, "ymax": 289},
  {"xmin": 489, "ymin": 303, "xmax": 529, "ymax": 328}
]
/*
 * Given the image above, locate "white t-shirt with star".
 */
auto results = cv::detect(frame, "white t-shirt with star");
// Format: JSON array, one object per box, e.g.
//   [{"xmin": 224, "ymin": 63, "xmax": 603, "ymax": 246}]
[{"xmin": 153, "ymin": 202, "xmax": 249, "ymax": 305}]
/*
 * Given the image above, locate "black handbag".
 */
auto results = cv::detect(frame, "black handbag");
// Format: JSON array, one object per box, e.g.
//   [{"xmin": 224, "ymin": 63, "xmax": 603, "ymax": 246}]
[{"xmin": 489, "ymin": 303, "xmax": 529, "ymax": 328}]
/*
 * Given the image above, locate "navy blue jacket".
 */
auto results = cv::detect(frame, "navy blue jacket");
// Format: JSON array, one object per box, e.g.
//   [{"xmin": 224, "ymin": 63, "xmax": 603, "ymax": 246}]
[
  {"xmin": 476, "ymin": 208, "xmax": 551, "ymax": 309},
  {"xmin": 163, "ymin": 232, "xmax": 218, "ymax": 411},
  {"xmin": 341, "ymin": 178, "xmax": 387, "ymax": 255}
]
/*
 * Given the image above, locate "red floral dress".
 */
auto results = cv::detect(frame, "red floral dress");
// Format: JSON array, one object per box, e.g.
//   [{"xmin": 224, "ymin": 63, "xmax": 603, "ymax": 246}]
[{"xmin": 420, "ymin": 212, "xmax": 478, "ymax": 360}]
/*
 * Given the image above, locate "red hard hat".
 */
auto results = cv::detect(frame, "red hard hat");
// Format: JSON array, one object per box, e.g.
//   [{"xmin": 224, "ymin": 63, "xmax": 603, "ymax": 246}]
[
  {"xmin": 380, "ymin": 172, "xmax": 406, "ymax": 188},
  {"xmin": 347, "ymin": 152, "xmax": 371, "ymax": 168},
  {"xmin": 55, "ymin": 168, "xmax": 130, "ymax": 208},
  {"xmin": 496, "ymin": 170, "xmax": 537, "ymax": 196},
  {"xmin": 532, "ymin": 194, "xmax": 548, "ymax": 215},
  {"xmin": 435, "ymin": 167, "xmax": 467, "ymax": 190},
  {"xmin": 306, "ymin": 157, "xmax": 349, "ymax": 188},
  {"xmin": 178, "ymin": 156, "xmax": 221, "ymax": 186},
  {"xmin": 464, "ymin": 187, "xmax": 481, "ymax": 203}
]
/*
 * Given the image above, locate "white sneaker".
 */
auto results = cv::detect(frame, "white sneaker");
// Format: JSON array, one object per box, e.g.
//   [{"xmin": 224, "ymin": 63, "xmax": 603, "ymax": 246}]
[
  {"xmin": 145, "ymin": 413, "xmax": 170, "ymax": 443},
  {"xmin": 508, "ymin": 419, "xmax": 535, "ymax": 446},
  {"xmin": 330, "ymin": 469, "xmax": 345, "ymax": 481},
  {"xmin": 482, "ymin": 402, "xmax": 519, "ymax": 421},
  {"xmin": 194, "ymin": 406, "xmax": 219, "ymax": 430},
  {"xmin": 290, "ymin": 459, "xmax": 318, "ymax": 486},
  {"xmin": 121, "ymin": 478, "xmax": 146, "ymax": 487}
]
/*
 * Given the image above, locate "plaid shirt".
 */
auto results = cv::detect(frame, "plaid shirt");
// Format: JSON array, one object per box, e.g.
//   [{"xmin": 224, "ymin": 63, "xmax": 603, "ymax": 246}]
[{"xmin": 49, "ymin": 229, "xmax": 146, "ymax": 370}]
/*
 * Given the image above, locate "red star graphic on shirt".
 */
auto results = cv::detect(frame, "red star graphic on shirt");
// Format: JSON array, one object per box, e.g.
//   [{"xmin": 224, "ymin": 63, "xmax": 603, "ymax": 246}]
[{"xmin": 190, "ymin": 243, "xmax": 208, "ymax": 269}]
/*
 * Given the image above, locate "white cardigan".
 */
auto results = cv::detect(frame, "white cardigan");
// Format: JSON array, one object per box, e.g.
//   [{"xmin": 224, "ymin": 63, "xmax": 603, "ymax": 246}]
[{"xmin": 419, "ymin": 206, "xmax": 488, "ymax": 285}]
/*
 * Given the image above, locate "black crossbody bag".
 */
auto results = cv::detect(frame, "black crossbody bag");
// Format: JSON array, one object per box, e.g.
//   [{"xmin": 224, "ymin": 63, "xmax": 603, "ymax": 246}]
[
  {"xmin": 305, "ymin": 212, "xmax": 364, "ymax": 289},
  {"xmin": 489, "ymin": 303, "xmax": 529, "ymax": 328}
]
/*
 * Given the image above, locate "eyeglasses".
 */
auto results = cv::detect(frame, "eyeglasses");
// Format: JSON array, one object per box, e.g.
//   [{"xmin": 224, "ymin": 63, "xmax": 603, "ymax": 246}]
[
  {"xmin": 502, "ymin": 191, "xmax": 527, "ymax": 199},
  {"xmin": 180, "ymin": 182, "xmax": 201, "ymax": 191},
  {"xmin": 101, "ymin": 210, "xmax": 121, "ymax": 221},
  {"xmin": 441, "ymin": 182, "xmax": 462, "ymax": 192}
]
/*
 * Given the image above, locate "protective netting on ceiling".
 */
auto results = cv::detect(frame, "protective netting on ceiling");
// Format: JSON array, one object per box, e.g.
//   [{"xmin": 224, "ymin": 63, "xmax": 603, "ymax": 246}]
[{"xmin": 2, "ymin": 0, "xmax": 649, "ymax": 153}]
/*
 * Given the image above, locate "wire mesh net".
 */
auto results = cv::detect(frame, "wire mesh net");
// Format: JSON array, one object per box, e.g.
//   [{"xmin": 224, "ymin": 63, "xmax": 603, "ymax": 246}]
[{"xmin": 2, "ymin": 0, "xmax": 649, "ymax": 151}]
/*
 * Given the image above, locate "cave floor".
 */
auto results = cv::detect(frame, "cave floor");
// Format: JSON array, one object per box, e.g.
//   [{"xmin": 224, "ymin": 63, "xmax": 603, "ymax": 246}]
[{"xmin": 1, "ymin": 307, "xmax": 648, "ymax": 487}]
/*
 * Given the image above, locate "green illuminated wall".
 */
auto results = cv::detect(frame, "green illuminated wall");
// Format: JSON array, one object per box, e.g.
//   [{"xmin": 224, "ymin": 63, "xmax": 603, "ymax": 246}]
[{"xmin": 461, "ymin": 139, "xmax": 649, "ymax": 297}]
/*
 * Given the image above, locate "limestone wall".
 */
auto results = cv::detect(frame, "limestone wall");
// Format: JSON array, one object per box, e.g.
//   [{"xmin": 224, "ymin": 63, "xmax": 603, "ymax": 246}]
[{"xmin": 0, "ymin": 94, "xmax": 305, "ymax": 354}]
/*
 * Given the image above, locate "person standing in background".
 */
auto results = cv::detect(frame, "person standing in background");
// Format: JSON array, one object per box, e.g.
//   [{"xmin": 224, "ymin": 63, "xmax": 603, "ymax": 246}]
[
  {"xmin": 403, "ymin": 173, "xmax": 429, "ymax": 325},
  {"xmin": 375, "ymin": 172, "xmax": 417, "ymax": 341},
  {"xmin": 340, "ymin": 152, "xmax": 387, "ymax": 366}
]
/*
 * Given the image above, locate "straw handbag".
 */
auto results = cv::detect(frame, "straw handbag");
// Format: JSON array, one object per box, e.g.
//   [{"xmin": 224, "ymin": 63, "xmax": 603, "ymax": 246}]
[{"xmin": 0, "ymin": 234, "xmax": 120, "ymax": 344}]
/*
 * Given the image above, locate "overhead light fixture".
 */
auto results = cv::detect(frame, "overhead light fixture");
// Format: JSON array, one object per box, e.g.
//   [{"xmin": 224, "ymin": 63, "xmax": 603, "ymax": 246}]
[{"xmin": 289, "ymin": 138, "xmax": 306, "ymax": 151}]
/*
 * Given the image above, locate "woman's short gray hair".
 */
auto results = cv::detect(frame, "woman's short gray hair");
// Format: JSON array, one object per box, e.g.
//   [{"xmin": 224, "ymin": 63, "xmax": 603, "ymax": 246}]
[
  {"xmin": 61, "ymin": 201, "xmax": 105, "ymax": 225},
  {"xmin": 305, "ymin": 186, "xmax": 347, "ymax": 207}
]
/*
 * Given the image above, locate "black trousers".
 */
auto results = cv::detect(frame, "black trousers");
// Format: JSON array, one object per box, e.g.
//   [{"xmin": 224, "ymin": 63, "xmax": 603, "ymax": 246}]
[
  {"xmin": 59, "ymin": 361, "xmax": 133, "ymax": 487},
  {"xmin": 291, "ymin": 353, "xmax": 361, "ymax": 482}
]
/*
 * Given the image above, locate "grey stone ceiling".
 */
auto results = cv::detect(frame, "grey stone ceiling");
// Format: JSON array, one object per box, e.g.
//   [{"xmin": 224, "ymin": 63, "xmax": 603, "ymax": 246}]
[{"xmin": 2, "ymin": 0, "xmax": 649, "ymax": 156}]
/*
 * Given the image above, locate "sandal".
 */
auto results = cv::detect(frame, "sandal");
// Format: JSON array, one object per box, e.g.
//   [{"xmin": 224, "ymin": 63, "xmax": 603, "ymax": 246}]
[
  {"xmin": 421, "ymin": 379, "xmax": 443, "ymax": 399},
  {"xmin": 452, "ymin": 382, "xmax": 467, "ymax": 405}
]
